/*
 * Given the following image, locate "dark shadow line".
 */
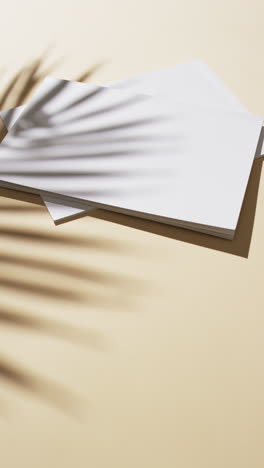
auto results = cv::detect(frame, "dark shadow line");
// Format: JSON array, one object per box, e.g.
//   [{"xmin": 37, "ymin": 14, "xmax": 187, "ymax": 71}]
[
  {"xmin": 0, "ymin": 205, "xmax": 43, "ymax": 212},
  {"xmin": 11, "ymin": 115, "xmax": 169, "ymax": 143},
  {"xmin": 0, "ymin": 123, "xmax": 7, "ymax": 141},
  {"xmin": 12, "ymin": 80, "xmax": 68, "ymax": 128},
  {"xmin": 5, "ymin": 133, "xmax": 176, "ymax": 152},
  {"xmin": 0, "ymin": 147, "xmax": 163, "ymax": 161},
  {"xmin": 0, "ymin": 253, "xmax": 122, "ymax": 284},
  {"xmin": 0, "ymin": 356, "xmax": 83, "ymax": 415},
  {"xmin": 0, "ymin": 276, "xmax": 81, "ymax": 300},
  {"xmin": 52, "ymin": 86, "xmax": 107, "ymax": 115},
  {"xmin": 255, "ymin": 127, "xmax": 264, "ymax": 157},
  {"xmin": 14, "ymin": 59, "xmax": 44, "ymax": 107},
  {"xmin": 0, "ymin": 227, "xmax": 119, "ymax": 249},
  {"xmin": 0, "ymin": 309, "xmax": 105, "ymax": 349},
  {"xmin": 1, "ymin": 111, "xmax": 16, "ymax": 131},
  {"xmin": 0, "ymin": 69, "xmax": 24, "ymax": 109},
  {"xmin": 0, "ymin": 186, "xmax": 44, "ymax": 206},
  {"xmin": 75, "ymin": 62, "xmax": 104, "ymax": 82},
  {"xmin": 53, "ymin": 115, "xmax": 169, "ymax": 137},
  {"xmin": 55, "ymin": 94, "xmax": 148, "ymax": 126},
  {"xmin": 38, "ymin": 59, "xmax": 63, "ymax": 80},
  {"xmin": 0, "ymin": 170, "xmax": 139, "ymax": 178}
]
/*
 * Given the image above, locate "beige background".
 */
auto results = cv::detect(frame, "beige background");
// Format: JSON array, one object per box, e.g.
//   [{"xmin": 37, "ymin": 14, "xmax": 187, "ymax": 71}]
[{"xmin": 0, "ymin": 1, "xmax": 264, "ymax": 467}]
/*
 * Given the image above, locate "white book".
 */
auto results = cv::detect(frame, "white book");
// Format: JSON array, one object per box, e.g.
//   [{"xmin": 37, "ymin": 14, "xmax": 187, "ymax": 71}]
[
  {"xmin": 2, "ymin": 60, "xmax": 263, "ymax": 224},
  {"xmin": 0, "ymin": 76, "xmax": 262, "ymax": 239}
]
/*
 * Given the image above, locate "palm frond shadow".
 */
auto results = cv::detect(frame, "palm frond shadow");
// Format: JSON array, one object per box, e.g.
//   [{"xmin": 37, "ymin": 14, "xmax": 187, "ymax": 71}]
[
  {"xmin": 0, "ymin": 356, "xmax": 84, "ymax": 416},
  {"xmin": 0, "ymin": 56, "xmax": 141, "ymax": 413},
  {"xmin": 0, "ymin": 307, "xmax": 105, "ymax": 348},
  {"xmin": 0, "ymin": 191, "xmax": 138, "ymax": 410},
  {"xmin": 0, "ymin": 65, "xmax": 175, "ymax": 205}
]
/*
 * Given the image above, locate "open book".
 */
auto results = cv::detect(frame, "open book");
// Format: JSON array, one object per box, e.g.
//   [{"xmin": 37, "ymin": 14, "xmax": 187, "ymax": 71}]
[{"xmin": 0, "ymin": 75, "xmax": 262, "ymax": 239}]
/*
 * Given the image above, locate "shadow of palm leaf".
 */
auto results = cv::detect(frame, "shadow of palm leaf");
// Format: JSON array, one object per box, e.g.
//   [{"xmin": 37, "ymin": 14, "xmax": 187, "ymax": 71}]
[
  {"xmin": 0, "ymin": 355, "xmax": 83, "ymax": 415},
  {"xmin": 0, "ymin": 306, "xmax": 105, "ymax": 348},
  {"xmin": 0, "ymin": 190, "xmax": 137, "ymax": 410},
  {"xmin": 0, "ymin": 56, "xmax": 139, "ymax": 412},
  {"xmin": 0, "ymin": 67, "xmax": 172, "ymax": 203}
]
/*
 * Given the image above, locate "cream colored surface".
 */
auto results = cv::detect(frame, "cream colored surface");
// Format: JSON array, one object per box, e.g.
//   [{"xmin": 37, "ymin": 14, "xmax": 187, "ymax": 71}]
[{"xmin": 0, "ymin": 1, "xmax": 264, "ymax": 467}]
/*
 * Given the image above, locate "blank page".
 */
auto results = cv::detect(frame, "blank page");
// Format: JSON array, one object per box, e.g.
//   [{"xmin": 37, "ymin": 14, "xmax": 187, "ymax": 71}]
[{"xmin": 0, "ymin": 77, "xmax": 262, "ymax": 236}]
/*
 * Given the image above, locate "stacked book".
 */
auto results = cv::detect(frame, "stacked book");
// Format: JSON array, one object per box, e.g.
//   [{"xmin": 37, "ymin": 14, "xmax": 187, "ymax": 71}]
[{"xmin": 0, "ymin": 60, "xmax": 263, "ymax": 239}]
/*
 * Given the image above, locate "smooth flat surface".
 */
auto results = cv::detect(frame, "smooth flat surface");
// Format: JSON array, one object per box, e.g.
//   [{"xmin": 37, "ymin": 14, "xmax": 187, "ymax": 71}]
[
  {"xmin": 1, "ymin": 60, "xmax": 262, "ymax": 224},
  {"xmin": 0, "ymin": 78, "xmax": 262, "ymax": 235},
  {"xmin": 0, "ymin": 59, "xmax": 249, "ymax": 224},
  {"xmin": 0, "ymin": 1, "xmax": 264, "ymax": 468}
]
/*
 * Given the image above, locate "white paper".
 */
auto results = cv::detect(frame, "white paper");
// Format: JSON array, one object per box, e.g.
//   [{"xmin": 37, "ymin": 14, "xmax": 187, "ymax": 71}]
[
  {"xmin": 0, "ymin": 60, "xmax": 263, "ymax": 224},
  {"xmin": 0, "ymin": 77, "xmax": 262, "ymax": 238}
]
